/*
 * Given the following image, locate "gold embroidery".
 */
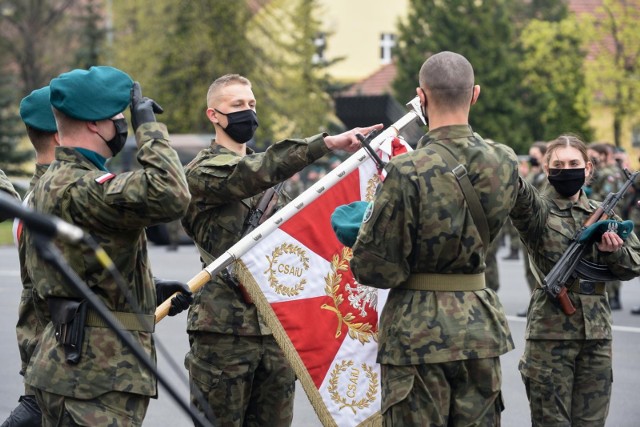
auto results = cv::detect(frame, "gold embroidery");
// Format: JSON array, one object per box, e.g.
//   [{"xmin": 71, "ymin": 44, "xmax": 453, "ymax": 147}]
[
  {"xmin": 264, "ymin": 243, "xmax": 310, "ymax": 297},
  {"xmin": 327, "ymin": 360, "xmax": 379, "ymax": 414}
]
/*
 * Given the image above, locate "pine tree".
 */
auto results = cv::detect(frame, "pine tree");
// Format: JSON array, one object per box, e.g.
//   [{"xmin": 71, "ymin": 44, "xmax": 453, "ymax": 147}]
[{"xmin": 393, "ymin": 0, "xmax": 531, "ymax": 152}]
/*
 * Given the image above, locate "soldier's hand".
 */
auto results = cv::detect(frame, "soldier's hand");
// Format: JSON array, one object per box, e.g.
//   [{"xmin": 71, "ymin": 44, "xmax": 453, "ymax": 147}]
[
  {"xmin": 130, "ymin": 82, "xmax": 164, "ymax": 132},
  {"xmin": 596, "ymin": 231, "xmax": 624, "ymax": 253},
  {"xmin": 154, "ymin": 277, "xmax": 193, "ymax": 316},
  {"xmin": 324, "ymin": 124, "xmax": 383, "ymax": 153}
]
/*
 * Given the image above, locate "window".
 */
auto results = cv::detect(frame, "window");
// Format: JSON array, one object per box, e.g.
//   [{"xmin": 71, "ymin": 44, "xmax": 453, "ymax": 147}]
[
  {"xmin": 312, "ymin": 32, "xmax": 326, "ymax": 65},
  {"xmin": 380, "ymin": 33, "xmax": 396, "ymax": 64}
]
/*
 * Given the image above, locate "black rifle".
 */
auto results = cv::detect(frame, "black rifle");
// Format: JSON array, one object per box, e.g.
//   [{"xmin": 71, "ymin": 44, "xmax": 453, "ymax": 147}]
[{"xmin": 542, "ymin": 169, "xmax": 639, "ymax": 315}]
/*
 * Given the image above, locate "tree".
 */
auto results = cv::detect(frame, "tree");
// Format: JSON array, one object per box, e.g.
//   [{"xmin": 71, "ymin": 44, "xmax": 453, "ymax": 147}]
[
  {"xmin": 248, "ymin": 0, "xmax": 339, "ymax": 143},
  {"xmin": 585, "ymin": 0, "xmax": 640, "ymax": 147},
  {"xmin": 393, "ymin": 0, "xmax": 531, "ymax": 152},
  {"xmin": 0, "ymin": 0, "xmax": 78, "ymax": 94},
  {"xmin": 518, "ymin": 18, "xmax": 593, "ymax": 142},
  {"xmin": 0, "ymin": 69, "xmax": 33, "ymax": 175},
  {"xmin": 112, "ymin": 0, "xmax": 257, "ymax": 134},
  {"xmin": 74, "ymin": 0, "xmax": 107, "ymax": 69}
]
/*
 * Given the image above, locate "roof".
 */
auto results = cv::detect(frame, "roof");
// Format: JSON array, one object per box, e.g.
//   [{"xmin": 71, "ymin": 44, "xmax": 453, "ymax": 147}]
[{"xmin": 341, "ymin": 63, "xmax": 397, "ymax": 97}]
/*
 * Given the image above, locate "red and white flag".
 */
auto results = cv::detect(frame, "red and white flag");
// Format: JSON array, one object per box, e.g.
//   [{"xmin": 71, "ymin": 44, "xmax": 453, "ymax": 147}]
[{"xmin": 236, "ymin": 137, "xmax": 411, "ymax": 427}]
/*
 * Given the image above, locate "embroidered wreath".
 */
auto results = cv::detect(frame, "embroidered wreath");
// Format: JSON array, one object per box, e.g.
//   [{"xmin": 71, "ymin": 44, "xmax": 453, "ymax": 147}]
[
  {"xmin": 264, "ymin": 243, "xmax": 309, "ymax": 297},
  {"xmin": 320, "ymin": 247, "xmax": 378, "ymax": 344},
  {"xmin": 327, "ymin": 360, "xmax": 379, "ymax": 414},
  {"xmin": 365, "ymin": 174, "xmax": 380, "ymax": 202}
]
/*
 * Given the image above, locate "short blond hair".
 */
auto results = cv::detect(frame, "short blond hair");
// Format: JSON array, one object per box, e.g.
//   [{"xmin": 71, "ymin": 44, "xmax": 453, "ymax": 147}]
[{"xmin": 206, "ymin": 74, "xmax": 252, "ymax": 108}]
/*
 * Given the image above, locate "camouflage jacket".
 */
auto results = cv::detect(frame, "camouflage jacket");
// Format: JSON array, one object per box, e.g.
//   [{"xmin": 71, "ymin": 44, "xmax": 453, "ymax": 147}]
[
  {"xmin": 0, "ymin": 168, "xmax": 20, "ymax": 221},
  {"xmin": 351, "ymin": 125, "xmax": 518, "ymax": 365},
  {"xmin": 15, "ymin": 164, "xmax": 49, "ymax": 380},
  {"xmin": 181, "ymin": 134, "xmax": 329, "ymax": 336},
  {"xmin": 24, "ymin": 122, "xmax": 190, "ymax": 399},
  {"xmin": 510, "ymin": 179, "xmax": 640, "ymax": 340}
]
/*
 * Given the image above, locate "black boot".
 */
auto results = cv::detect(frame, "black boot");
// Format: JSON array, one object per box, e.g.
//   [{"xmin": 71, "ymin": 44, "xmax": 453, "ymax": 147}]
[
  {"xmin": 631, "ymin": 306, "xmax": 640, "ymax": 315},
  {"xmin": 1, "ymin": 395, "xmax": 42, "ymax": 427},
  {"xmin": 609, "ymin": 290, "xmax": 622, "ymax": 310}
]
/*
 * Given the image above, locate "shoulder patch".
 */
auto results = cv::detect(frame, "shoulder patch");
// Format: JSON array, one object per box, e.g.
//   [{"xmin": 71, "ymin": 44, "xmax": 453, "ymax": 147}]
[
  {"xmin": 95, "ymin": 172, "xmax": 116, "ymax": 184},
  {"xmin": 362, "ymin": 201, "xmax": 374, "ymax": 223}
]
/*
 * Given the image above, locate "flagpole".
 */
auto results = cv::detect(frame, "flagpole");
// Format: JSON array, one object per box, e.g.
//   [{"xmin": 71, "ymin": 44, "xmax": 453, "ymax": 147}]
[{"xmin": 155, "ymin": 98, "xmax": 422, "ymax": 322}]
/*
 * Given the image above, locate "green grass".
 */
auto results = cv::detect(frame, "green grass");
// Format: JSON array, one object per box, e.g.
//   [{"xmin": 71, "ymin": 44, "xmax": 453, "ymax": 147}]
[{"xmin": 0, "ymin": 221, "xmax": 14, "ymax": 246}]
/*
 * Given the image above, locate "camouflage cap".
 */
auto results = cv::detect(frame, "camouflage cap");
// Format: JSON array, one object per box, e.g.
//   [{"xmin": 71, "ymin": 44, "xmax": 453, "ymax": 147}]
[
  {"xmin": 19, "ymin": 86, "xmax": 57, "ymax": 132},
  {"xmin": 50, "ymin": 66, "xmax": 133, "ymax": 121},
  {"xmin": 331, "ymin": 201, "xmax": 369, "ymax": 247}
]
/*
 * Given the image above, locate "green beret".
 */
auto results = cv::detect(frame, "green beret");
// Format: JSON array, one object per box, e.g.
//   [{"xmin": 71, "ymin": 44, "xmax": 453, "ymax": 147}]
[
  {"xmin": 19, "ymin": 86, "xmax": 57, "ymax": 132},
  {"xmin": 50, "ymin": 66, "xmax": 133, "ymax": 121},
  {"xmin": 331, "ymin": 201, "xmax": 370, "ymax": 247},
  {"xmin": 578, "ymin": 219, "xmax": 634, "ymax": 244}
]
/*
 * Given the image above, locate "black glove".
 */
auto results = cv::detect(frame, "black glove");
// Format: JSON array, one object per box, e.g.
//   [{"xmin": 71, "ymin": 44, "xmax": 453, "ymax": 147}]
[
  {"xmin": 154, "ymin": 277, "xmax": 193, "ymax": 316},
  {"xmin": 130, "ymin": 81, "xmax": 164, "ymax": 132}
]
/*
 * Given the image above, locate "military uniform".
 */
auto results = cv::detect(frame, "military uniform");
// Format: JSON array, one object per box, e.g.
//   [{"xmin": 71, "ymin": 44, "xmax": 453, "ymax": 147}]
[
  {"xmin": 0, "ymin": 169, "xmax": 19, "ymax": 214},
  {"xmin": 25, "ymin": 121, "xmax": 189, "ymax": 425},
  {"xmin": 350, "ymin": 125, "xmax": 518, "ymax": 426},
  {"xmin": 523, "ymin": 169, "xmax": 548, "ymax": 293},
  {"xmin": 510, "ymin": 179, "xmax": 640, "ymax": 426},
  {"xmin": 181, "ymin": 134, "xmax": 330, "ymax": 426}
]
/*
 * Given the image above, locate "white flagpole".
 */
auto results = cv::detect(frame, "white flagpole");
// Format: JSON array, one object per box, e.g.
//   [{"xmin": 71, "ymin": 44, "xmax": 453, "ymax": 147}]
[{"xmin": 155, "ymin": 98, "xmax": 422, "ymax": 322}]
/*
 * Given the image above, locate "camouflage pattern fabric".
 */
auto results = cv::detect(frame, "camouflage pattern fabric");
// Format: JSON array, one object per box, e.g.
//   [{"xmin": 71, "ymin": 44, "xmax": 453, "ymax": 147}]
[
  {"xmin": 181, "ymin": 134, "xmax": 329, "ymax": 336},
  {"xmin": 16, "ymin": 164, "xmax": 49, "ymax": 394},
  {"xmin": 185, "ymin": 333, "xmax": 296, "ymax": 427},
  {"xmin": 519, "ymin": 339, "xmax": 612, "ymax": 427},
  {"xmin": 511, "ymin": 180, "xmax": 640, "ymax": 340},
  {"xmin": 524, "ymin": 170, "xmax": 548, "ymax": 292},
  {"xmin": 381, "ymin": 359, "xmax": 503, "ymax": 427},
  {"xmin": 510, "ymin": 179, "xmax": 640, "ymax": 425},
  {"xmin": 0, "ymin": 168, "xmax": 20, "ymax": 221},
  {"xmin": 181, "ymin": 133, "xmax": 329, "ymax": 425},
  {"xmin": 485, "ymin": 238, "xmax": 500, "ymax": 291},
  {"xmin": 35, "ymin": 389, "xmax": 149, "ymax": 427},
  {"xmin": 350, "ymin": 125, "xmax": 518, "ymax": 423},
  {"xmin": 351, "ymin": 125, "xmax": 518, "ymax": 365},
  {"xmin": 24, "ymin": 122, "xmax": 190, "ymax": 400}
]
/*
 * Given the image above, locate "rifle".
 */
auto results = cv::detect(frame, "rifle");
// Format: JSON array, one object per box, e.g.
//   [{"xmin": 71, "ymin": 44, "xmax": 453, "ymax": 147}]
[
  {"xmin": 542, "ymin": 169, "xmax": 639, "ymax": 315},
  {"xmin": 230, "ymin": 182, "xmax": 284, "ymax": 303}
]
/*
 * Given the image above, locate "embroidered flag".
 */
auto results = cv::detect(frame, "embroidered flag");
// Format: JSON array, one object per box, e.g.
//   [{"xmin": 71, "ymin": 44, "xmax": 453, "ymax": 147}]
[{"xmin": 235, "ymin": 137, "xmax": 411, "ymax": 427}]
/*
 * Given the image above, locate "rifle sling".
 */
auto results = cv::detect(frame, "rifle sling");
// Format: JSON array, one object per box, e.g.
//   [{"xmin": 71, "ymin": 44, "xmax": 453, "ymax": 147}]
[{"xmin": 430, "ymin": 142, "xmax": 490, "ymax": 249}]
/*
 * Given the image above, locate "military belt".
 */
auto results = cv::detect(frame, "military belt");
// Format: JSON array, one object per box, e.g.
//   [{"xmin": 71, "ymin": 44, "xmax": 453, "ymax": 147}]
[
  {"xmin": 399, "ymin": 273, "xmax": 486, "ymax": 291},
  {"xmin": 86, "ymin": 309, "xmax": 155, "ymax": 333}
]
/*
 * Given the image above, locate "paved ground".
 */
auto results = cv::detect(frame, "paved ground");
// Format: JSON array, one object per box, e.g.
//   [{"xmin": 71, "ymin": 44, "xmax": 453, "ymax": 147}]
[{"xmin": 0, "ymin": 242, "xmax": 639, "ymax": 426}]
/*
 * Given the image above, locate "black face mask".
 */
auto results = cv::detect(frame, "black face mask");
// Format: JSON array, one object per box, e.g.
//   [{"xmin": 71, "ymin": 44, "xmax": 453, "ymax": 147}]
[
  {"xmin": 215, "ymin": 108, "xmax": 259, "ymax": 143},
  {"xmin": 529, "ymin": 156, "xmax": 540, "ymax": 167},
  {"xmin": 97, "ymin": 118, "xmax": 128, "ymax": 156},
  {"xmin": 547, "ymin": 168, "xmax": 585, "ymax": 198}
]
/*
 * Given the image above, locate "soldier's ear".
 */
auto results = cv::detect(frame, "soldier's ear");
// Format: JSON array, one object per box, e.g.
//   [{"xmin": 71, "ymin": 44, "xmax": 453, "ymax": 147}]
[
  {"xmin": 205, "ymin": 108, "xmax": 218, "ymax": 124},
  {"xmin": 471, "ymin": 85, "xmax": 480, "ymax": 105}
]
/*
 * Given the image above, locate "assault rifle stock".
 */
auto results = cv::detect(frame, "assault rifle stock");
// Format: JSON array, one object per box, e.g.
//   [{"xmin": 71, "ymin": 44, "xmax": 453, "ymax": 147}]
[{"xmin": 542, "ymin": 169, "xmax": 639, "ymax": 315}]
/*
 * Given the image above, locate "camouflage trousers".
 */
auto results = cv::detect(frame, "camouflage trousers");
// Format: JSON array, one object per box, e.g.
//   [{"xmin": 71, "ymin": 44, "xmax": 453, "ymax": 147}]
[
  {"xmin": 185, "ymin": 332, "xmax": 296, "ymax": 427},
  {"xmin": 519, "ymin": 339, "xmax": 612, "ymax": 427},
  {"xmin": 34, "ymin": 389, "xmax": 149, "ymax": 427},
  {"xmin": 381, "ymin": 358, "xmax": 503, "ymax": 427}
]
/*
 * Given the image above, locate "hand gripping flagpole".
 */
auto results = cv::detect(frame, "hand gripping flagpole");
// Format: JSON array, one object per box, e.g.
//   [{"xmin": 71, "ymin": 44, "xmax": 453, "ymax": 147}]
[{"xmin": 155, "ymin": 97, "xmax": 424, "ymax": 322}]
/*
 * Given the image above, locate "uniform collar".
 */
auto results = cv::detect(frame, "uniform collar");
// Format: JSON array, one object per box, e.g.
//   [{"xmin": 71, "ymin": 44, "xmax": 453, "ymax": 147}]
[
  {"xmin": 54, "ymin": 146, "xmax": 107, "ymax": 171},
  {"xmin": 544, "ymin": 185, "xmax": 595, "ymax": 213},
  {"xmin": 211, "ymin": 140, "xmax": 255, "ymax": 156},
  {"xmin": 418, "ymin": 124, "xmax": 474, "ymax": 149}
]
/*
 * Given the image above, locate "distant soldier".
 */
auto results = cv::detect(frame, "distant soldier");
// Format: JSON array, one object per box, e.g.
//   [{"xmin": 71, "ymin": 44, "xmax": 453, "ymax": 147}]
[
  {"xmin": 587, "ymin": 142, "xmax": 625, "ymax": 310},
  {"xmin": 349, "ymin": 51, "xmax": 518, "ymax": 425},
  {"xmin": 1, "ymin": 85, "xmax": 59, "ymax": 427},
  {"xmin": 24, "ymin": 66, "xmax": 192, "ymax": 426}
]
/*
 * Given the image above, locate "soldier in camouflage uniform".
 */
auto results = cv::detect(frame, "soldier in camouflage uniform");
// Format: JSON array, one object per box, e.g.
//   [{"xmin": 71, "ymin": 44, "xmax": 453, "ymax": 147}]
[
  {"xmin": 2, "ymin": 85, "xmax": 59, "ymax": 427},
  {"xmin": 0, "ymin": 169, "xmax": 19, "ymax": 209},
  {"xmin": 23, "ymin": 66, "xmax": 192, "ymax": 426},
  {"xmin": 586, "ymin": 142, "xmax": 627, "ymax": 310},
  {"xmin": 349, "ymin": 51, "xmax": 518, "ymax": 426},
  {"xmin": 510, "ymin": 135, "xmax": 640, "ymax": 427},
  {"xmin": 181, "ymin": 73, "xmax": 381, "ymax": 426}
]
